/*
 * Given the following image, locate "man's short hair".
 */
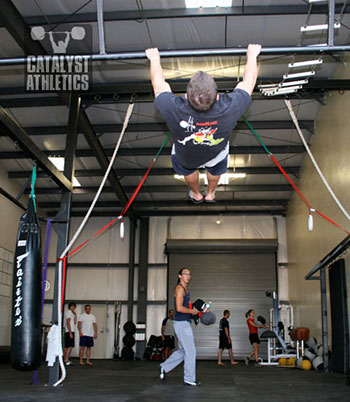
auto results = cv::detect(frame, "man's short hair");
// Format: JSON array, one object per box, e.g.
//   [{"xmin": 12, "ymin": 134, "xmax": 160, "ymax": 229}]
[
  {"xmin": 85, "ymin": 304, "xmax": 91, "ymax": 309},
  {"xmin": 68, "ymin": 302, "xmax": 76, "ymax": 309},
  {"xmin": 186, "ymin": 71, "xmax": 217, "ymax": 113},
  {"xmin": 223, "ymin": 309, "xmax": 230, "ymax": 316}
]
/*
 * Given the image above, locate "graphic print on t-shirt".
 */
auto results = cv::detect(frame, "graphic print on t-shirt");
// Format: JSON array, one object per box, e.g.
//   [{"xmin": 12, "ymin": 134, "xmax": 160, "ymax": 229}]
[{"xmin": 178, "ymin": 117, "xmax": 224, "ymax": 147}]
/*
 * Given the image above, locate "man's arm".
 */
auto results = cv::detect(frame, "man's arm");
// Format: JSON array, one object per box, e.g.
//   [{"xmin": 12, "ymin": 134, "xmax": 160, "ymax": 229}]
[
  {"xmin": 224, "ymin": 327, "xmax": 231, "ymax": 343},
  {"xmin": 145, "ymin": 48, "xmax": 172, "ymax": 96},
  {"xmin": 236, "ymin": 44, "xmax": 261, "ymax": 95},
  {"xmin": 93, "ymin": 322, "xmax": 98, "ymax": 339},
  {"xmin": 78, "ymin": 320, "xmax": 83, "ymax": 336},
  {"xmin": 66, "ymin": 317, "xmax": 73, "ymax": 338}
]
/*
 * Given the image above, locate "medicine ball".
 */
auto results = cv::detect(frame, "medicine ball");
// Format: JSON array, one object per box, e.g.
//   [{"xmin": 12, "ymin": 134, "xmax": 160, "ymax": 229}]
[
  {"xmin": 279, "ymin": 358, "xmax": 287, "ymax": 366},
  {"xmin": 200, "ymin": 311, "xmax": 216, "ymax": 325},
  {"xmin": 287, "ymin": 357, "xmax": 295, "ymax": 366},
  {"xmin": 123, "ymin": 321, "xmax": 136, "ymax": 335},
  {"xmin": 257, "ymin": 315, "xmax": 266, "ymax": 325},
  {"xmin": 121, "ymin": 346, "xmax": 134, "ymax": 360},
  {"xmin": 301, "ymin": 359, "xmax": 312, "ymax": 371},
  {"xmin": 123, "ymin": 334, "xmax": 135, "ymax": 347}
]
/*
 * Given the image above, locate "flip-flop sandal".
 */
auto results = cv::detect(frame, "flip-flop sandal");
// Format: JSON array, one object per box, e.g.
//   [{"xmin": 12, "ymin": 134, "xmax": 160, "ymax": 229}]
[
  {"xmin": 203, "ymin": 192, "xmax": 216, "ymax": 203},
  {"xmin": 186, "ymin": 190, "xmax": 204, "ymax": 204}
]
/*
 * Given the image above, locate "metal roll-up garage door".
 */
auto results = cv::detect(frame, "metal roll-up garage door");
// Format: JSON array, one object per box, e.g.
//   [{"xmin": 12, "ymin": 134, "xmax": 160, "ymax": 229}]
[{"xmin": 166, "ymin": 239, "xmax": 277, "ymax": 359}]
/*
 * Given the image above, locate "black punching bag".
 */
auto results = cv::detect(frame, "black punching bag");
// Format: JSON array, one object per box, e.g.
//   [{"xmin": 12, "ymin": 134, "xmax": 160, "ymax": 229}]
[{"xmin": 11, "ymin": 197, "xmax": 42, "ymax": 371}]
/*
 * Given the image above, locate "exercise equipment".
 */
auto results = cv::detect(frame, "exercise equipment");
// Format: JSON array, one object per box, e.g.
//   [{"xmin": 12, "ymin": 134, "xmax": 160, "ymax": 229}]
[
  {"xmin": 301, "ymin": 359, "xmax": 312, "ymax": 370},
  {"xmin": 11, "ymin": 168, "xmax": 42, "ymax": 371},
  {"xmin": 257, "ymin": 315, "xmax": 266, "ymax": 325},
  {"xmin": 296, "ymin": 357, "xmax": 303, "ymax": 369},
  {"xmin": 121, "ymin": 346, "xmax": 134, "ymax": 360},
  {"xmin": 288, "ymin": 357, "xmax": 296, "ymax": 366},
  {"xmin": 279, "ymin": 358, "xmax": 287, "ymax": 366},
  {"xmin": 306, "ymin": 336, "xmax": 318, "ymax": 354},
  {"xmin": 260, "ymin": 292, "xmax": 298, "ymax": 366},
  {"xmin": 123, "ymin": 334, "xmax": 136, "ymax": 348},
  {"xmin": 190, "ymin": 299, "xmax": 211, "ymax": 325},
  {"xmin": 304, "ymin": 349, "xmax": 316, "ymax": 362},
  {"xmin": 31, "ymin": 26, "xmax": 86, "ymax": 41},
  {"xmin": 124, "ymin": 321, "xmax": 136, "ymax": 335},
  {"xmin": 243, "ymin": 115, "xmax": 350, "ymax": 236},
  {"xmin": 200, "ymin": 311, "xmax": 216, "ymax": 326},
  {"xmin": 313, "ymin": 356, "xmax": 324, "ymax": 371}
]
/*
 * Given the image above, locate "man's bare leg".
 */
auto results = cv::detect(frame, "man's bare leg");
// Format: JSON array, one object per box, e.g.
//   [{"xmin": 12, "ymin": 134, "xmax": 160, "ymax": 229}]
[
  {"xmin": 184, "ymin": 170, "xmax": 203, "ymax": 201},
  {"xmin": 86, "ymin": 347, "xmax": 93, "ymax": 365},
  {"xmin": 229, "ymin": 349, "xmax": 239, "ymax": 365},
  {"xmin": 205, "ymin": 171, "xmax": 221, "ymax": 201},
  {"xmin": 218, "ymin": 349, "xmax": 225, "ymax": 365},
  {"xmin": 80, "ymin": 346, "xmax": 85, "ymax": 365}
]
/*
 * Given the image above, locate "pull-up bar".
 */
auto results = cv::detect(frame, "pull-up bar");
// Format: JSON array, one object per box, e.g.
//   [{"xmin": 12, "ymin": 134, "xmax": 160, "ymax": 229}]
[{"xmin": 1, "ymin": 45, "xmax": 350, "ymax": 66}]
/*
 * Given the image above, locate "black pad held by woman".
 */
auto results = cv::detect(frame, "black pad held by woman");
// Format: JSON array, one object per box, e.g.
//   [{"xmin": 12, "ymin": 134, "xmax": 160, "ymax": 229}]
[{"xmin": 11, "ymin": 197, "xmax": 42, "ymax": 371}]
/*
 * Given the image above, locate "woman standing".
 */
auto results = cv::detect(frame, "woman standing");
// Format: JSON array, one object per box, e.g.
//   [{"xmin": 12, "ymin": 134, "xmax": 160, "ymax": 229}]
[{"xmin": 245, "ymin": 309, "xmax": 268, "ymax": 366}]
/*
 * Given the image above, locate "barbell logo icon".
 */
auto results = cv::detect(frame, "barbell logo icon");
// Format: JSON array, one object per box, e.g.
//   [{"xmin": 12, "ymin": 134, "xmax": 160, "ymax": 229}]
[{"xmin": 30, "ymin": 26, "xmax": 86, "ymax": 54}]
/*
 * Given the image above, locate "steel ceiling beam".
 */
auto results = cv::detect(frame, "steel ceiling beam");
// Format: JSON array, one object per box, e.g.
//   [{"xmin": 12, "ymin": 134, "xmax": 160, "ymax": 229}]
[
  {"xmin": 38, "ymin": 199, "xmax": 289, "ymax": 209},
  {"xmin": 9, "ymin": 166, "xmax": 300, "ymax": 178},
  {"xmin": 0, "ymin": 106, "xmax": 72, "ymax": 192},
  {"xmin": 0, "ymin": 146, "xmax": 305, "ymax": 160},
  {"xmin": 0, "ymin": 121, "xmax": 312, "ymax": 136},
  {"xmin": 2, "ymin": 4, "xmax": 349, "ymax": 26},
  {"xmin": 27, "ymin": 184, "xmax": 293, "ymax": 195},
  {"xmin": 0, "ymin": 0, "xmax": 135, "ymax": 219},
  {"xmin": 0, "ymin": 79, "xmax": 346, "ymax": 98},
  {"xmin": 53, "ymin": 209, "xmax": 286, "ymax": 217}
]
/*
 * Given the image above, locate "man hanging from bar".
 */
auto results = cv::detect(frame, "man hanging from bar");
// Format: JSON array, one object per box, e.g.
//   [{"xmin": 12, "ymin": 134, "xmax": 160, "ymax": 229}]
[{"xmin": 146, "ymin": 44, "xmax": 261, "ymax": 204}]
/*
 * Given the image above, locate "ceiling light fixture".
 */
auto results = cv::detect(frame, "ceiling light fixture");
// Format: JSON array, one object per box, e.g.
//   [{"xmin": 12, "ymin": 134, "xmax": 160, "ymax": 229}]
[
  {"xmin": 301, "ymin": 23, "xmax": 340, "ymax": 32},
  {"xmin": 48, "ymin": 156, "xmax": 81, "ymax": 187},
  {"xmin": 288, "ymin": 59, "xmax": 323, "ymax": 68},
  {"xmin": 279, "ymin": 79, "xmax": 309, "ymax": 87},
  {"xmin": 283, "ymin": 71, "xmax": 315, "ymax": 79}
]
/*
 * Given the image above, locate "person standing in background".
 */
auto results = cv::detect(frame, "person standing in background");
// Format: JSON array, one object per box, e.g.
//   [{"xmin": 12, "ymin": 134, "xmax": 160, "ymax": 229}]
[
  {"xmin": 78, "ymin": 304, "xmax": 98, "ymax": 366},
  {"xmin": 64, "ymin": 302, "xmax": 77, "ymax": 366},
  {"xmin": 218, "ymin": 310, "xmax": 239, "ymax": 366}
]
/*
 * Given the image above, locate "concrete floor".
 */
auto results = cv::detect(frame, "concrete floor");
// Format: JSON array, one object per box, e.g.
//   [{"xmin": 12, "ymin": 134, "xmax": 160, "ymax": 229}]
[{"xmin": 0, "ymin": 359, "xmax": 348, "ymax": 402}]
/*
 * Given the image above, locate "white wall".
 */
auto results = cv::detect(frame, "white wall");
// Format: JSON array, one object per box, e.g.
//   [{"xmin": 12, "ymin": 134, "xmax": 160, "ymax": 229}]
[{"xmin": 286, "ymin": 55, "xmax": 350, "ymax": 340}]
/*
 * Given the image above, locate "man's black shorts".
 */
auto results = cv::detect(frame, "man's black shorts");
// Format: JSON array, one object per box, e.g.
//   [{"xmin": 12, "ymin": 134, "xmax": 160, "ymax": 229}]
[
  {"xmin": 219, "ymin": 334, "xmax": 232, "ymax": 350},
  {"xmin": 163, "ymin": 335, "xmax": 175, "ymax": 349},
  {"xmin": 64, "ymin": 332, "xmax": 75, "ymax": 348},
  {"xmin": 249, "ymin": 333, "xmax": 260, "ymax": 345}
]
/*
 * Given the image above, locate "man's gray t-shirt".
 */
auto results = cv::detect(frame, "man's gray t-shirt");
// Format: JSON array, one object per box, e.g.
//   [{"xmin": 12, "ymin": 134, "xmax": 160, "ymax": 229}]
[{"xmin": 154, "ymin": 89, "xmax": 251, "ymax": 169}]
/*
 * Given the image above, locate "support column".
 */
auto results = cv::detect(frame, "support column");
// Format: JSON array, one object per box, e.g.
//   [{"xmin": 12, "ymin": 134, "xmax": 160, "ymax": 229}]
[
  {"xmin": 127, "ymin": 218, "xmax": 136, "ymax": 322},
  {"xmin": 48, "ymin": 93, "xmax": 80, "ymax": 385},
  {"xmin": 136, "ymin": 217, "xmax": 149, "ymax": 359},
  {"xmin": 320, "ymin": 267, "xmax": 329, "ymax": 372},
  {"xmin": 328, "ymin": 0, "xmax": 335, "ymax": 46}
]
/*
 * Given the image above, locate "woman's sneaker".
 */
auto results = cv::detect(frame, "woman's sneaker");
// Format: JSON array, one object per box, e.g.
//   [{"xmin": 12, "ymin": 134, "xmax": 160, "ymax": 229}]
[
  {"xmin": 245, "ymin": 356, "xmax": 249, "ymax": 366},
  {"xmin": 184, "ymin": 380, "xmax": 201, "ymax": 386},
  {"xmin": 159, "ymin": 366, "xmax": 166, "ymax": 381}
]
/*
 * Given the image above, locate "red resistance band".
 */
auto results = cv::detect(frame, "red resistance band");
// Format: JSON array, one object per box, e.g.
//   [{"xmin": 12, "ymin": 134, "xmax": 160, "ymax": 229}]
[
  {"xmin": 58, "ymin": 159, "xmax": 156, "ymax": 310},
  {"xmin": 269, "ymin": 154, "xmax": 350, "ymax": 235}
]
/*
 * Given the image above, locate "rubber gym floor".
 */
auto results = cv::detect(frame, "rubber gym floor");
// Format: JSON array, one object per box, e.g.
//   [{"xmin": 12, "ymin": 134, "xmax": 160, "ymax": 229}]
[{"xmin": 0, "ymin": 359, "xmax": 349, "ymax": 402}]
